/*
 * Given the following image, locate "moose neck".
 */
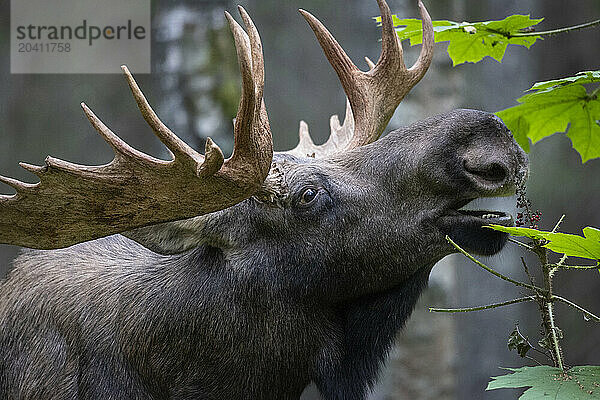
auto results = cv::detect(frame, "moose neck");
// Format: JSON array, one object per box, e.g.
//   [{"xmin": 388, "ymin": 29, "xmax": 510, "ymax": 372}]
[
  {"xmin": 315, "ymin": 264, "xmax": 433, "ymax": 398},
  {"xmin": 177, "ymin": 242, "xmax": 435, "ymax": 398}
]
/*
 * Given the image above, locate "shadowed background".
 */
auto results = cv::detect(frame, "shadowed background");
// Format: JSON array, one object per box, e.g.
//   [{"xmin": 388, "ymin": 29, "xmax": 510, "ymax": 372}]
[{"xmin": 0, "ymin": 0, "xmax": 598, "ymax": 398}]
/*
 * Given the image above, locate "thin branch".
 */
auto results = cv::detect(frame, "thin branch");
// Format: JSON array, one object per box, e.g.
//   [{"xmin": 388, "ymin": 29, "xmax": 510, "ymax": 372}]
[
  {"xmin": 521, "ymin": 257, "xmax": 536, "ymax": 287},
  {"xmin": 547, "ymin": 302, "xmax": 564, "ymax": 370},
  {"xmin": 534, "ymin": 244, "xmax": 564, "ymax": 369},
  {"xmin": 591, "ymin": 85, "xmax": 600, "ymax": 99},
  {"xmin": 509, "ymin": 237, "xmax": 534, "ymax": 250},
  {"xmin": 553, "ymin": 295, "xmax": 600, "ymax": 322},
  {"xmin": 447, "ymin": 235, "xmax": 546, "ymax": 293},
  {"xmin": 552, "ymin": 214, "xmax": 565, "ymax": 233},
  {"xmin": 515, "ymin": 324, "xmax": 553, "ymax": 363},
  {"xmin": 511, "ymin": 18, "xmax": 600, "ymax": 38},
  {"xmin": 551, "ymin": 264, "xmax": 599, "ymax": 270},
  {"xmin": 429, "ymin": 296, "xmax": 537, "ymax": 313},
  {"xmin": 550, "ymin": 251, "xmax": 565, "ymax": 279},
  {"xmin": 525, "ymin": 355, "xmax": 544, "ymax": 366}
]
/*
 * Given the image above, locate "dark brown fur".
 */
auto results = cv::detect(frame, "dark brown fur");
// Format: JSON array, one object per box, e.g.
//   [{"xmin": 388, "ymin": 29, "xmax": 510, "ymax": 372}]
[{"xmin": 0, "ymin": 110, "xmax": 527, "ymax": 399}]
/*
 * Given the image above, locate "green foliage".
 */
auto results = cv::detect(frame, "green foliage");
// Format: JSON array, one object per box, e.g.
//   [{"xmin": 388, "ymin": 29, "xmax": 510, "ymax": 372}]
[
  {"xmin": 384, "ymin": 8, "xmax": 600, "ymax": 398},
  {"xmin": 496, "ymin": 71, "xmax": 600, "ymax": 162},
  {"xmin": 387, "ymin": 14, "xmax": 543, "ymax": 65},
  {"xmin": 488, "ymin": 225, "xmax": 600, "ymax": 262},
  {"xmin": 488, "ymin": 225, "xmax": 547, "ymax": 240},
  {"xmin": 487, "ymin": 366, "xmax": 600, "ymax": 399},
  {"xmin": 376, "ymin": 11, "xmax": 600, "ymax": 163},
  {"xmin": 543, "ymin": 227, "xmax": 600, "ymax": 261},
  {"xmin": 529, "ymin": 71, "xmax": 600, "ymax": 90}
]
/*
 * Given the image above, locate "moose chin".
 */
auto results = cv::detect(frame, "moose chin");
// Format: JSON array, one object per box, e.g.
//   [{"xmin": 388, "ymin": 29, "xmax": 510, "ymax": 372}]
[{"xmin": 0, "ymin": 0, "xmax": 527, "ymax": 399}]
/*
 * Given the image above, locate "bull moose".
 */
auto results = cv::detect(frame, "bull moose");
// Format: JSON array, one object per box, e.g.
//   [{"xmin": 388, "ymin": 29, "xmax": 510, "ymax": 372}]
[{"xmin": 0, "ymin": 0, "xmax": 527, "ymax": 398}]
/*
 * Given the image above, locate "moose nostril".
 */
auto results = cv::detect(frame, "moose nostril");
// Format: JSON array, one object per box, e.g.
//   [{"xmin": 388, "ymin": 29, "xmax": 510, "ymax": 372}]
[{"xmin": 464, "ymin": 161, "xmax": 508, "ymax": 183}]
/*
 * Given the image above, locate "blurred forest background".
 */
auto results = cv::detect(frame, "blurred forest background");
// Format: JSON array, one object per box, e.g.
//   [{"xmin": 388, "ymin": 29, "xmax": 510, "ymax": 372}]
[{"xmin": 0, "ymin": 0, "xmax": 598, "ymax": 398}]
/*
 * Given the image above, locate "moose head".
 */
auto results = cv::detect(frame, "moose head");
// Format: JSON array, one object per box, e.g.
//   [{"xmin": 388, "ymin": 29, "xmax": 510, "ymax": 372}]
[{"xmin": 0, "ymin": 1, "xmax": 527, "ymax": 399}]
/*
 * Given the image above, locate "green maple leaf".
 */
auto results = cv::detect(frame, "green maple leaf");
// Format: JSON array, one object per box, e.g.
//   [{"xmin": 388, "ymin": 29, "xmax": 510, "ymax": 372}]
[
  {"xmin": 531, "ymin": 70, "xmax": 600, "ymax": 90},
  {"xmin": 385, "ymin": 14, "xmax": 543, "ymax": 65},
  {"xmin": 486, "ymin": 225, "xmax": 548, "ymax": 240},
  {"xmin": 488, "ymin": 225, "xmax": 600, "ymax": 262},
  {"xmin": 386, "ymin": 17, "xmax": 458, "ymax": 46},
  {"xmin": 544, "ymin": 227, "xmax": 600, "ymax": 260},
  {"xmin": 487, "ymin": 366, "xmax": 600, "ymax": 399},
  {"xmin": 496, "ymin": 71, "xmax": 600, "ymax": 162}
]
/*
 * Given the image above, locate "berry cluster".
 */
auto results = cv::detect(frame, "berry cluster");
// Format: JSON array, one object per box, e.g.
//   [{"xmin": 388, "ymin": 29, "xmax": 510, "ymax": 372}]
[
  {"xmin": 515, "ymin": 213, "xmax": 524, "ymax": 226},
  {"xmin": 515, "ymin": 184, "xmax": 542, "ymax": 229}
]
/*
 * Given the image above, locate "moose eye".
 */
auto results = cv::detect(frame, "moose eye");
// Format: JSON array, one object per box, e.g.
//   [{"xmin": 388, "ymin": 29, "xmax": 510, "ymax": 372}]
[{"xmin": 299, "ymin": 188, "xmax": 318, "ymax": 205}]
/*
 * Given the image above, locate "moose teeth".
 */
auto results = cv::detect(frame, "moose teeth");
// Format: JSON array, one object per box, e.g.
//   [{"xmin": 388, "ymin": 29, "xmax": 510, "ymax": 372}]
[{"xmin": 482, "ymin": 213, "xmax": 499, "ymax": 219}]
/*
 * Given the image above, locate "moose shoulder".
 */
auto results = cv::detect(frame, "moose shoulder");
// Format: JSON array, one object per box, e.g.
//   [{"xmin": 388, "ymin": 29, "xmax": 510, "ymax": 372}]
[{"xmin": 0, "ymin": 1, "xmax": 527, "ymax": 399}]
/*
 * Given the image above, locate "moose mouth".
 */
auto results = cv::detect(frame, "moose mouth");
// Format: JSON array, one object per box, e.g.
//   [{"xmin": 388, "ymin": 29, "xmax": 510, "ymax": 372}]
[{"xmin": 438, "ymin": 205, "xmax": 513, "ymax": 256}]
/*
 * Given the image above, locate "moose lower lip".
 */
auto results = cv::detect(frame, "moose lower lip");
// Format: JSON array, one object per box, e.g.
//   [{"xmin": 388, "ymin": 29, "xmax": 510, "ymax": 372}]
[{"xmin": 437, "ymin": 209, "xmax": 513, "ymax": 256}]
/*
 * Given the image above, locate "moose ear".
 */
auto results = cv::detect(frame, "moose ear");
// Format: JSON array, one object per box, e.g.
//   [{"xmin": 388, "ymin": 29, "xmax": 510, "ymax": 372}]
[{"xmin": 122, "ymin": 217, "xmax": 208, "ymax": 255}]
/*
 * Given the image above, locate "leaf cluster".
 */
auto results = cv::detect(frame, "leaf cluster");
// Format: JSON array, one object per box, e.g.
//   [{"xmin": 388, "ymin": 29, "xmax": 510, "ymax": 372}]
[
  {"xmin": 376, "ymin": 12, "xmax": 600, "ymax": 162},
  {"xmin": 496, "ymin": 71, "xmax": 600, "ymax": 162},
  {"xmin": 489, "ymin": 224, "xmax": 600, "ymax": 264},
  {"xmin": 387, "ymin": 14, "xmax": 543, "ymax": 65}
]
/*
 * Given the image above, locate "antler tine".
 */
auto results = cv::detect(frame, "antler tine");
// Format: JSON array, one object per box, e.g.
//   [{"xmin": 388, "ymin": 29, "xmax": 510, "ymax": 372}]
[
  {"xmin": 223, "ymin": 8, "xmax": 273, "ymax": 184},
  {"xmin": 284, "ymin": 0, "xmax": 434, "ymax": 158},
  {"xmin": 325, "ymin": 99, "xmax": 353, "ymax": 149},
  {"xmin": 225, "ymin": 11, "xmax": 254, "ymax": 109},
  {"xmin": 198, "ymin": 137, "xmax": 225, "ymax": 177},
  {"xmin": 238, "ymin": 6, "xmax": 264, "ymax": 106},
  {"xmin": 298, "ymin": 9, "xmax": 360, "ymax": 105},
  {"xmin": 373, "ymin": 0, "xmax": 405, "ymax": 72},
  {"xmin": 121, "ymin": 65, "xmax": 203, "ymax": 168},
  {"xmin": 224, "ymin": 11, "xmax": 257, "ymax": 159},
  {"xmin": 0, "ymin": 174, "xmax": 34, "ymax": 192},
  {"xmin": 81, "ymin": 102, "xmax": 152, "ymax": 162},
  {"xmin": 19, "ymin": 162, "xmax": 44, "ymax": 176},
  {"xmin": 299, "ymin": 8, "xmax": 358, "ymax": 77},
  {"xmin": 408, "ymin": 0, "xmax": 434, "ymax": 80},
  {"xmin": 298, "ymin": 120, "xmax": 314, "ymax": 143}
]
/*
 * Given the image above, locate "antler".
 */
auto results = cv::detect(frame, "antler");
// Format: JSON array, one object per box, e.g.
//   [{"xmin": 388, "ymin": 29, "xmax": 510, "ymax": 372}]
[
  {"xmin": 0, "ymin": 6, "xmax": 272, "ymax": 250},
  {"xmin": 286, "ymin": 0, "xmax": 434, "ymax": 158}
]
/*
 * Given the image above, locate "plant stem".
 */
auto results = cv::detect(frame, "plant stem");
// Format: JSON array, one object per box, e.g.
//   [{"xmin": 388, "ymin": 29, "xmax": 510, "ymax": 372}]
[
  {"xmin": 547, "ymin": 302, "xmax": 564, "ymax": 370},
  {"xmin": 508, "ymin": 237, "xmax": 534, "ymax": 250},
  {"xmin": 521, "ymin": 257, "xmax": 536, "ymax": 287},
  {"xmin": 538, "ymin": 246, "xmax": 552, "ymax": 295},
  {"xmin": 446, "ymin": 236, "xmax": 545, "ymax": 293},
  {"xmin": 553, "ymin": 295, "xmax": 600, "ymax": 322},
  {"xmin": 551, "ymin": 264, "xmax": 599, "ymax": 270},
  {"xmin": 552, "ymin": 215, "xmax": 565, "ymax": 233},
  {"xmin": 511, "ymin": 18, "xmax": 600, "ymax": 38},
  {"xmin": 535, "ymin": 244, "xmax": 565, "ymax": 370},
  {"xmin": 429, "ymin": 296, "xmax": 536, "ymax": 313}
]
